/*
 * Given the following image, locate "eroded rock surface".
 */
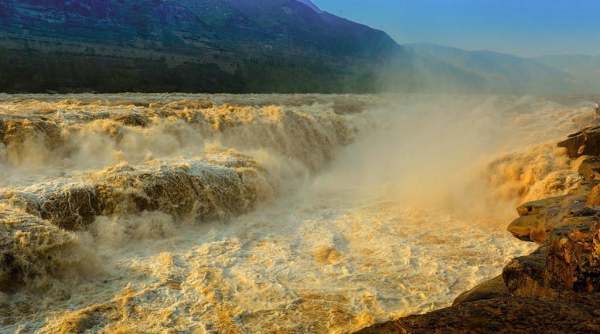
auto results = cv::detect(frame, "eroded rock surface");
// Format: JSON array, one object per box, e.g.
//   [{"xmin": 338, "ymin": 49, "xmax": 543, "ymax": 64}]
[
  {"xmin": 452, "ymin": 275, "xmax": 508, "ymax": 305},
  {"xmin": 507, "ymin": 192, "xmax": 589, "ymax": 243},
  {"xmin": 558, "ymin": 126, "xmax": 600, "ymax": 158},
  {"xmin": 358, "ymin": 295, "xmax": 600, "ymax": 334}
]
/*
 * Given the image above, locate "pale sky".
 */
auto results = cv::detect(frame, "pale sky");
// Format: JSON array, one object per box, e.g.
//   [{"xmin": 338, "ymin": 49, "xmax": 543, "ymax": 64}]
[{"xmin": 313, "ymin": 0, "xmax": 600, "ymax": 57}]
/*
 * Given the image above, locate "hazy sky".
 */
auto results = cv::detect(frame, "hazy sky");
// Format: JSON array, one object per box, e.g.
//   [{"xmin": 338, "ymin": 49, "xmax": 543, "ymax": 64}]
[{"xmin": 313, "ymin": 0, "xmax": 600, "ymax": 57}]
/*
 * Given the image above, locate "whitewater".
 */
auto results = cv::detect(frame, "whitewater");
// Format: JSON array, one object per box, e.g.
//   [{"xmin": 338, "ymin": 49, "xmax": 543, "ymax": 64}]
[{"xmin": 0, "ymin": 94, "xmax": 595, "ymax": 333}]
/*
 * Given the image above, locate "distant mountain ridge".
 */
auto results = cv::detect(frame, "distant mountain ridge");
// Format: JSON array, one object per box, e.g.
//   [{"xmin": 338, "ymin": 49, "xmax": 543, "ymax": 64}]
[
  {"xmin": 295, "ymin": 0, "xmax": 322, "ymax": 13},
  {"xmin": 535, "ymin": 54, "xmax": 600, "ymax": 93},
  {"xmin": 394, "ymin": 44, "xmax": 578, "ymax": 94}
]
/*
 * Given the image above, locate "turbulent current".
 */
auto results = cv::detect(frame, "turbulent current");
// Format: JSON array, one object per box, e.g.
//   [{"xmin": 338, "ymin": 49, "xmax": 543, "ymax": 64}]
[{"xmin": 0, "ymin": 94, "xmax": 596, "ymax": 333}]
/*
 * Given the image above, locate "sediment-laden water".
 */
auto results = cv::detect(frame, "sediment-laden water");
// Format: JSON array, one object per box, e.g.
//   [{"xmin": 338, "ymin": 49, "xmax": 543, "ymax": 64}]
[{"xmin": 0, "ymin": 94, "xmax": 596, "ymax": 333}]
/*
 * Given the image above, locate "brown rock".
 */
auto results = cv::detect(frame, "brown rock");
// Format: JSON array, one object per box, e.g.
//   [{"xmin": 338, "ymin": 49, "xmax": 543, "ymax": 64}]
[
  {"xmin": 587, "ymin": 184, "xmax": 600, "ymax": 207},
  {"xmin": 508, "ymin": 214, "xmax": 548, "ymax": 243},
  {"xmin": 502, "ymin": 247, "xmax": 555, "ymax": 298},
  {"xmin": 356, "ymin": 295, "xmax": 600, "ymax": 334},
  {"xmin": 508, "ymin": 194, "xmax": 588, "ymax": 243},
  {"xmin": 453, "ymin": 275, "xmax": 508, "ymax": 305},
  {"xmin": 509, "ymin": 197, "xmax": 565, "ymax": 243},
  {"xmin": 504, "ymin": 216, "xmax": 600, "ymax": 298},
  {"xmin": 558, "ymin": 126, "xmax": 600, "ymax": 159},
  {"xmin": 546, "ymin": 218, "xmax": 600, "ymax": 292}
]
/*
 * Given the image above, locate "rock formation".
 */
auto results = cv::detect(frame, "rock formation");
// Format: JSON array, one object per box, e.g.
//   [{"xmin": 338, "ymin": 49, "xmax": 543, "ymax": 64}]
[{"xmin": 559, "ymin": 127, "xmax": 600, "ymax": 158}]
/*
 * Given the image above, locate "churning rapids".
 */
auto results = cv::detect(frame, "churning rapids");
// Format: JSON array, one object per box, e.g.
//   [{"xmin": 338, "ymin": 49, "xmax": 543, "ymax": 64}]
[{"xmin": 0, "ymin": 94, "xmax": 597, "ymax": 333}]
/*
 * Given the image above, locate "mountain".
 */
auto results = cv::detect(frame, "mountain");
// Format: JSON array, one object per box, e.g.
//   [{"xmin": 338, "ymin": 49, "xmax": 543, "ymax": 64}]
[
  {"xmin": 535, "ymin": 54, "xmax": 600, "ymax": 93},
  {"xmin": 295, "ymin": 0, "xmax": 322, "ymax": 13},
  {"xmin": 384, "ymin": 44, "xmax": 577, "ymax": 94},
  {"xmin": 0, "ymin": 0, "xmax": 398, "ymax": 92}
]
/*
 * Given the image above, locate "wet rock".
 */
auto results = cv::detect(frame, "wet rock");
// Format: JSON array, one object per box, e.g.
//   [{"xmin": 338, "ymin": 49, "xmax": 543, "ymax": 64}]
[
  {"xmin": 587, "ymin": 184, "xmax": 600, "ymax": 207},
  {"xmin": 508, "ymin": 194, "xmax": 588, "ymax": 243},
  {"xmin": 502, "ymin": 247, "xmax": 555, "ymax": 298},
  {"xmin": 558, "ymin": 126, "xmax": 600, "ymax": 159},
  {"xmin": 545, "ymin": 218, "xmax": 600, "ymax": 292},
  {"xmin": 453, "ymin": 275, "xmax": 508, "ymax": 305},
  {"xmin": 570, "ymin": 207, "xmax": 600, "ymax": 217},
  {"xmin": 504, "ymin": 217, "xmax": 600, "ymax": 298},
  {"xmin": 509, "ymin": 197, "xmax": 566, "ymax": 243},
  {"xmin": 515, "ymin": 198, "xmax": 559, "ymax": 216},
  {"xmin": 356, "ymin": 295, "xmax": 600, "ymax": 334},
  {"xmin": 508, "ymin": 214, "xmax": 548, "ymax": 243}
]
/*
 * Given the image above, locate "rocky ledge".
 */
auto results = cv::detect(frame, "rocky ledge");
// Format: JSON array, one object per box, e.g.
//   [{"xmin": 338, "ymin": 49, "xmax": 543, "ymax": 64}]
[{"xmin": 357, "ymin": 126, "xmax": 600, "ymax": 333}]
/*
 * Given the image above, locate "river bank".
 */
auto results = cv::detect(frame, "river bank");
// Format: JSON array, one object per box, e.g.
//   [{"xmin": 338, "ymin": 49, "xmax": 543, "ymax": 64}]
[{"xmin": 358, "ymin": 121, "xmax": 600, "ymax": 334}]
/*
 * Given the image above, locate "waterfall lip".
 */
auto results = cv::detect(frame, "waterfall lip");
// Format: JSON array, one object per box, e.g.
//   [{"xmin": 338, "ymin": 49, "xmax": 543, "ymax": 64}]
[{"xmin": 0, "ymin": 95, "xmax": 364, "ymax": 298}]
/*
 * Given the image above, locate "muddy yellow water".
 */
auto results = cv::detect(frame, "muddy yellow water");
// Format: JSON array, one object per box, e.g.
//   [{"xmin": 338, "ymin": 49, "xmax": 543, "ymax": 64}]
[{"xmin": 0, "ymin": 94, "xmax": 595, "ymax": 333}]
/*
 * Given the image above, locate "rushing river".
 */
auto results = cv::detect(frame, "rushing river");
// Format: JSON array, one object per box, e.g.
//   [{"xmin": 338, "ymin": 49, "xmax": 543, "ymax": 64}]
[{"xmin": 0, "ymin": 94, "xmax": 594, "ymax": 333}]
